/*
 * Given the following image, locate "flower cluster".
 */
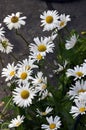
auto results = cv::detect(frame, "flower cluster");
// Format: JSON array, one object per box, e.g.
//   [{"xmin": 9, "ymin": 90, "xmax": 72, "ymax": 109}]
[{"xmin": 0, "ymin": 10, "xmax": 86, "ymax": 130}]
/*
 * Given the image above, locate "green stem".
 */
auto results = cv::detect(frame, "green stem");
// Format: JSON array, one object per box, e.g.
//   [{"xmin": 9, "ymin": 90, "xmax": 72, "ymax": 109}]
[
  {"xmin": 0, "ymin": 55, "xmax": 4, "ymax": 67},
  {"xmin": 1, "ymin": 122, "xmax": 9, "ymax": 129},
  {"xmin": 65, "ymin": 26, "xmax": 71, "ymax": 35},
  {"xmin": 16, "ymin": 29, "xmax": 29, "ymax": 46},
  {"xmin": 58, "ymin": 32, "xmax": 63, "ymax": 43},
  {"xmin": 2, "ymin": 96, "xmax": 13, "ymax": 115}
]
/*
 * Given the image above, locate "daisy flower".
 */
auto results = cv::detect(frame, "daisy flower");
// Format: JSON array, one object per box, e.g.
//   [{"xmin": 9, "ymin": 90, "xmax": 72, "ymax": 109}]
[
  {"xmin": 53, "ymin": 60, "xmax": 68, "ymax": 74},
  {"xmin": 12, "ymin": 83, "xmax": 37, "ymax": 107},
  {"xmin": 0, "ymin": 37, "xmax": 13, "ymax": 54},
  {"xmin": 41, "ymin": 116, "xmax": 61, "ymax": 130},
  {"xmin": 3, "ymin": 12, "xmax": 26, "ymax": 30},
  {"xmin": 66, "ymin": 65, "xmax": 86, "ymax": 80},
  {"xmin": 65, "ymin": 34, "xmax": 78, "ymax": 50},
  {"xmin": 17, "ymin": 57, "xmax": 38, "ymax": 71},
  {"xmin": 29, "ymin": 52, "xmax": 44, "ymax": 62},
  {"xmin": 83, "ymin": 59, "xmax": 86, "ymax": 64},
  {"xmin": 16, "ymin": 66, "xmax": 32, "ymax": 85},
  {"xmin": 32, "ymin": 72, "xmax": 48, "ymax": 99},
  {"xmin": 31, "ymin": 71, "xmax": 47, "ymax": 86},
  {"xmin": 81, "ymin": 60, "xmax": 86, "ymax": 71},
  {"xmin": 68, "ymin": 80, "xmax": 86, "ymax": 99},
  {"xmin": 8, "ymin": 115, "xmax": 25, "ymax": 128},
  {"xmin": 1, "ymin": 62, "xmax": 17, "ymax": 81},
  {"xmin": 75, "ymin": 92, "xmax": 86, "ymax": 103},
  {"xmin": 40, "ymin": 10, "xmax": 59, "ymax": 31},
  {"xmin": 70, "ymin": 98, "xmax": 86, "ymax": 118},
  {"xmin": 57, "ymin": 14, "xmax": 71, "ymax": 30},
  {"xmin": 0, "ymin": 23, "xmax": 5, "ymax": 38},
  {"xmin": 38, "ymin": 89, "xmax": 50, "ymax": 101},
  {"xmin": 48, "ymin": 33, "xmax": 57, "ymax": 42},
  {"xmin": 36, "ymin": 106, "xmax": 53, "ymax": 117},
  {"xmin": 36, "ymin": 81, "xmax": 48, "ymax": 96},
  {"xmin": 29, "ymin": 36, "xmax": 55, "ymax": 56}
]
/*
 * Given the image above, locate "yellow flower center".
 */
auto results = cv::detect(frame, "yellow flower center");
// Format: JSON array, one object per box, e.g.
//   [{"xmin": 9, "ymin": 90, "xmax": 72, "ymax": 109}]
[
  {"xmin": 79, "ymin": 107, "xmax": 86, "ymax": 113},
  {"xmin": 76, "ymin": 72, "xmax": 83, "ymax": 77},
  {"xmin": 38, "ymin": 44, "xmax": 46, "ymax": 52},
  {"xmin": 1, "ymin": 40, "xmax": 8, "ymax": 48},
  {"xmin": 46, "ymin": 16, "xmax": 53, "ymax": 24},
  {"xmin": 25, "ymin": 65, "xmax": 31, "ymax": 70},
  {"xmin": 10, "ymin": 71, "xmax": 15, "ymax": 76},
  {"xmin": 38, "ymin": 79, "xmax": 42, "ymax": 83},
  {"xmin": 42, "ymin": 112, "xmax": 47, "ymax": 116},
  {"xmin": 37, "ymin": 54, "xmax": 43, "ymax": 60},
  {"xmin": 60, "ymin": 21, "xmax": 65, "ymax": 27},
  {"xmin": 21, "ymin": 90, "xmax": 30, "ymax": 99},
  {"xmin": 16, "ymin": 122, "xmax": 21, "ymax": 127},
  {"xmin": 11, "ymin": 16, "xmax": 19, "ymax": 23},
  {"xmin": 81, "ymin": 31, "xmax": 86, "ymax": 35},
  {"xmin": 78, "ymin": 89, "xmax": 86, "ymax": 93},
  {"xmin": 42, "ymin": 84, "xmax": 47, "ymax": 90},
  {"xmin": 20, "ymin": 72, "xmax": 27, "ymax": 80},
  {"xmin": 49, "ymin": 123, "xmax": 56, "ymax": 129}
]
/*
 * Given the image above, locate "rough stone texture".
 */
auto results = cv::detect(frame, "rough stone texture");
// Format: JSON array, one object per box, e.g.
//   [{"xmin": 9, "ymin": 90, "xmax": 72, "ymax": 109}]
[{"xmin": 0, "ymin": 0, "xmax": 86, "ymax": 100}]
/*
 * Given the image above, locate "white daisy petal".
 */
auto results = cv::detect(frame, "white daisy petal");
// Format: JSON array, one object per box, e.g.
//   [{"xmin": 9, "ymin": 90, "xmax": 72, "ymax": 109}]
[
  {"xmin": 13, "ymin": 83, "xmax": 37, "ymax": 107},
  {"xmin": 3, "ymin": 12, "xmax": 26, "ymax": 30},
  {"xmin": 0, "ymin": 37, "xmax": 13, "ymax": 54},
  {"xmin": 8, "ymin": 115, "xmax": 25, "ymax": 128},
  {"xmin": 40, "ymin": 10, "xmax": 59, "ymax": 31},
  {"xmin": 41, "ymin": 115, "xmax": 61, "ymax": 130}
]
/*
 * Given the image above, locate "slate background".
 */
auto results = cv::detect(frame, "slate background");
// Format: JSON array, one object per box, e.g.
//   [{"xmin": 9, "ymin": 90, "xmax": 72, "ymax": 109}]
[{"xmin": 0, "ymin": 0, "xmax": 86, "ymax": 100}]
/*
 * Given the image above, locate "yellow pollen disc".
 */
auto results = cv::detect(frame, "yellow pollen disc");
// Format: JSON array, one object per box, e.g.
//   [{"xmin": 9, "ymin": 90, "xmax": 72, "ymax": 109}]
[
  {"xmin": 76, "ymin": 72, "xmax": 83, "ymax": 77},
  {"xmin": 25, "ymin": 65, "xmax": 31, "ymax": 70},
  {"xmin": 38, "ymin": 44, "xmax": 46, "ymax": 52},
  {"xmin": 79, "ymin": 107, "xmax": 86, "ymax": 112},
  {"xmin": 21, "ymin": 90, "xmax": 30, "ymax": 99},
  {"xmin": 20, "ymin": 72, "xmax": 27, "ymax": 80},
  {"xmin": 60, "ymin": 21, "xmax": 65, "ymax": 27},
  {"xmin": 42, "ymin": 84, "xmax": 47, "ymax": 90},
  {"xmin": 49, "ymin": 123, "xmax": 56, "ymax": 129},
  {"xmin": 46, "ymin": 16, "xmax": 53, "ymax": 24},
  {"xmin": 42, "ymin": 112, "xmax": 47, "ymax": 116},
  {"xmin": 81, "ymin": 31, "xmax": 86, "ymax": 35},
  {"xmin": 11, "ymin": 16, "xmax": 19, "ymax": 23},
  {"xmin": 1, "ymin": 41, "xmax": 7, "ymax": 48},
  {"xmin": 38, "ymin": 79, "xmax": 42, "ymax": 83},
  {"xmin": 37, "ymin": 54, "xmax": 43, "ymax": 60},
  {"xmin": 78, "ymin": 89, "xmax": 86, "ymax": 93},
  {"xmin": 10, "ymin": 71, "xmax": 15, "ymax": 76},
  {"xmin": 16, "ymin": 122, "xmax": 21, "ymax": 127}
]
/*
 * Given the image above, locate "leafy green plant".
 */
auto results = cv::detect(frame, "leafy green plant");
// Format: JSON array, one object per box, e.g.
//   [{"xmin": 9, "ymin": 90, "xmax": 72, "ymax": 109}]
[{"xmin": 0, "ymin": 10, "xmax": 86, "ymax": 130}]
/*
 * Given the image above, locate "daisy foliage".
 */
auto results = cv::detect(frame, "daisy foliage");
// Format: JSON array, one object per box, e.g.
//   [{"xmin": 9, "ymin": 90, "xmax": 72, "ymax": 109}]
[{"xmin": 0, "ymin": 10, "xmax": 86, "ymax": 130}]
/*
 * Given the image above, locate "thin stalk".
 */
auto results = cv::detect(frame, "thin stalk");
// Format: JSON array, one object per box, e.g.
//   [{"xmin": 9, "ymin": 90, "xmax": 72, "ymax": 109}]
[
  {"xmin": 65, "ymin": 26, "xmax": 71, "ymax": 35},
  {"xmin": 0, "ymin": 55, "xmax": 4, "ymax": 67},
  {"xmin": 1, "ymin": 96, "xmax": 13, "ymax": 115},
  {"xmin": 58, "ymin": 32, "xmax": 63, "ymax": 43},
  {"xmin": 16, "ymin": 29, "xmax": 29, "ymax": 46},
  {"xmin": 1, "ymin": 122, "xmax": 9, "ymax": 129}
]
